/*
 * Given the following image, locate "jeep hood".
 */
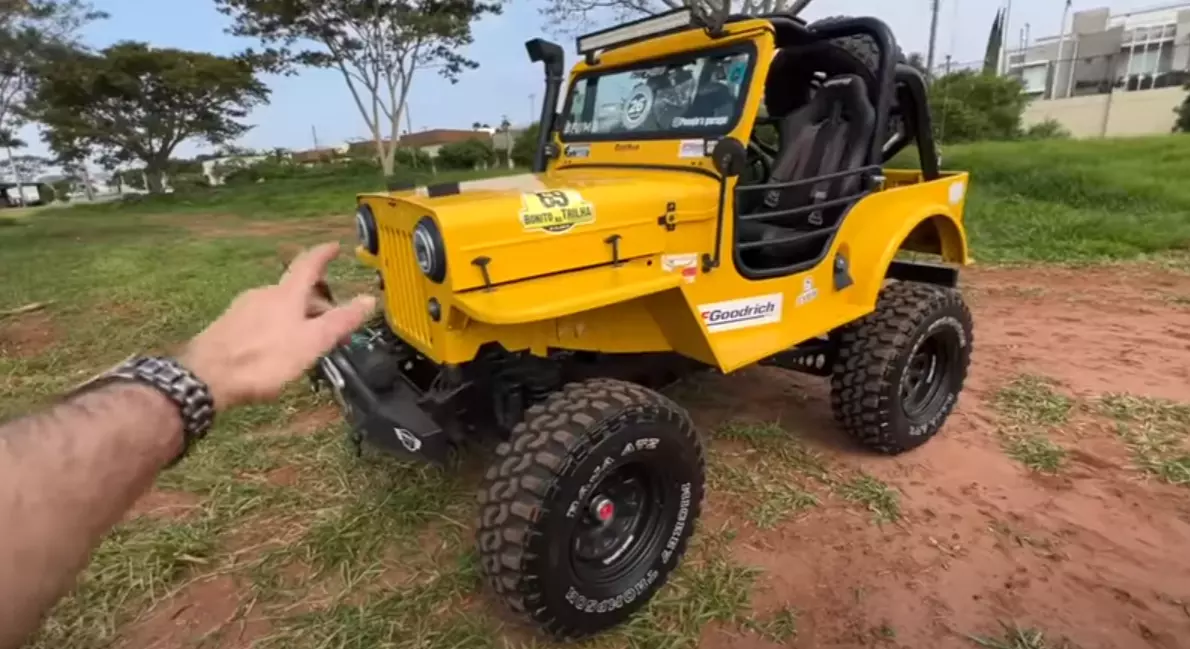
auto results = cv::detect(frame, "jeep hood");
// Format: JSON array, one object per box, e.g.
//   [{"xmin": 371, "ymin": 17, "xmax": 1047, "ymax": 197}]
[{"xmin": 376, "ymin": 169, "xmax": 719, "ymax": 292}]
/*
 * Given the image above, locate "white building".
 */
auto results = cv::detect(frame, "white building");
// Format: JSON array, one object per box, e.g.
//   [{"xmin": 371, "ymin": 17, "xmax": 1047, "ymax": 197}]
[
  {"xmin": 1006, "ymin": 3, "xmax": 1190, "ymax": 137},
  {"xmin": 1009, "ymin": 3, "xmax": 1190, "ymax": 97}
]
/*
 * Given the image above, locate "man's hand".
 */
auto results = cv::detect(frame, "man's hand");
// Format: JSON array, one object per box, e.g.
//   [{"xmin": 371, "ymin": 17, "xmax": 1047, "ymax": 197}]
[{"xmin": 181, "ymin": 242, "xmax": 376, "ymax": 410}]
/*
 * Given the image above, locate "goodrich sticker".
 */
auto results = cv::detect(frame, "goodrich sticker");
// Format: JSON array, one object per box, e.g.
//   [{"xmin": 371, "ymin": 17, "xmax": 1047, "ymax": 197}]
[{"xmin": 698, "ymin": 293, "xmax": 783, "ymax": 333}]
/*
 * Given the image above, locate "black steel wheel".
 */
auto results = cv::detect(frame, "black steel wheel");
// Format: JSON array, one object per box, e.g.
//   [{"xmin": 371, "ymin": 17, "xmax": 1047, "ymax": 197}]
[
  {"xmin": 476, "ymin": 378, "xmax": 705, "ymax": 639},
  {"xmin": 831, "ymin": 281, "xmax": 973, "ymax": 454}
]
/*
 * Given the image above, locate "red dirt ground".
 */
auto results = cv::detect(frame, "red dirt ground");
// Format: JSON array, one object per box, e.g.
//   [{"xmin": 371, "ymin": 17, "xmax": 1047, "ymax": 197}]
[
  {"xmin": 120, "ymin": 263, "xmax": 1190, "ymax": 648},
  {"xmin": 0, "ymin": 309, "xmax": 57, "ymax": 359},
  {"xmin": 690, "ymin": 264, "xmax": 1190, "ymax": 649}
]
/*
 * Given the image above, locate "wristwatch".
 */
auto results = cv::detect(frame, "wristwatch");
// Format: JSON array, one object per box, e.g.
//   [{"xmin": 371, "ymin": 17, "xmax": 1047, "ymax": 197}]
[{"xmin": 75, "ymin": 355, "xmax": 216, "ymax": 463}]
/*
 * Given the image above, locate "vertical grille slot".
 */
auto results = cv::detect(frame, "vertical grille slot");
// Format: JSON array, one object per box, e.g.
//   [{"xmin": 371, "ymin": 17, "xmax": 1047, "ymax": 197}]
[{"xmin": 378, "ymin": 223, "xmax": 432, "ymax": 348}]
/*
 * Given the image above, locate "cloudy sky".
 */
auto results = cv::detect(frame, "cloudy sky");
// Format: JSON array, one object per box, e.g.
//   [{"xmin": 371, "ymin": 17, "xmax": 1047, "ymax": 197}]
[{"xmin": 15, "ymin": 0, "xmax": 1179, "ymax": 160}]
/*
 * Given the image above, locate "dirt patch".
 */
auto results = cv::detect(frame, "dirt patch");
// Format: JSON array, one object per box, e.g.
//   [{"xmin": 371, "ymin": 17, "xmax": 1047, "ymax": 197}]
[
  {"xmin": 688, "ymin": 264, "xmax": 1190, "ymax": 649},
  {"xmin": 116, "ymin": 575, "xmax": 269, "ymax": 649},
  {"xmin": 127, "ymin": 489, "xmax": 203, "ymax": 522},
  {"xmin": 254, "ymin": 404, "xmax": 342, "ymax": 438},
  {"xmin": 964, "ymin": 264, "xmax": 1190, "ymax": 402},
  {"xmin": 0, "ymin": 309, "xmax": 57, "ymax": 358}
]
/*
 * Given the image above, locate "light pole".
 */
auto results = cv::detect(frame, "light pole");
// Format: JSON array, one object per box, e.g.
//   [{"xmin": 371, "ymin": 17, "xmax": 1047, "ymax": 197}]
[{"xmin": 926, "ymin": 0, "xmax": 941, "ymax": 83}]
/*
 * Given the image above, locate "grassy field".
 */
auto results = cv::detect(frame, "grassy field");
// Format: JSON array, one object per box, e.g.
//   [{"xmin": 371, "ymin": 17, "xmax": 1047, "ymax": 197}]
[
  {"xmin": 1, "ymin": 136, "xmax": 1188, "ymax": 648},
  {"xmin": 933, "ymin": 135, "xmax": 1190, "ymax": 263}
]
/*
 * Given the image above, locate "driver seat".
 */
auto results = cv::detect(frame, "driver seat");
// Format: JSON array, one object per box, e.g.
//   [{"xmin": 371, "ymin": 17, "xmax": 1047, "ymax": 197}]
[{"xmin": 740, "ymin": 73, "xmax": 876, "ymax": 264}]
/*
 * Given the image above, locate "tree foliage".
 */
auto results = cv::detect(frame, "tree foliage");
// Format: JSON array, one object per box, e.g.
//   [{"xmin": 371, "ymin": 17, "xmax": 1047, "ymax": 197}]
[
  {"xmin": 216, "ymin": 0, "xmax": 501, "ymax": 177},
  {"xmin": 0, "ymin": 0, "xmax": 105, "ymax": 139},
  {"xmin": 436, "ymin": 138, "xmax": 494, "ymax": 169},
  {"xmin": 1022, "ymin": 118, "xmax": 1072, "ymax": 140},
  {"xmin": 929, "ymin": 71, "xmax": 1027, "ymax": 143},
  {"xmin": 26, "ymin": 41, "xmax": 270, "ymax": 193},
  {"xmin": 983, "ymin": 8, "xmax": 1005, "ymax": 75},
  {"xmin": 1176, "ymin": 83, "xmax": 1190, "ymax": 133},
  {"xmin": 511, "ymin": 122, "xmax": 539, "ymax": 168},
  {"xmin": 395, "ymin": 146, "xmax": 431, "ymax": 168},
  {"xmin": 1, "ymin": 153, "xmax": 47, "ymax": 180}
]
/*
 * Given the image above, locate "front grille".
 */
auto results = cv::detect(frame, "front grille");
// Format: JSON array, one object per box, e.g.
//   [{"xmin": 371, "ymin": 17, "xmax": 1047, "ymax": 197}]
[{"xmin": 377, "ymin": 223, "xmax": 433, "ymax": 349}]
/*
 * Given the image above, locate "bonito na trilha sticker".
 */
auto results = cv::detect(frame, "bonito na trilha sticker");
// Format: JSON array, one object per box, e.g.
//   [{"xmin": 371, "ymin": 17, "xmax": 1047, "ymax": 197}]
[{"xmin": 519, "ymin": 190, "xmax": 596, "ymax": 234}]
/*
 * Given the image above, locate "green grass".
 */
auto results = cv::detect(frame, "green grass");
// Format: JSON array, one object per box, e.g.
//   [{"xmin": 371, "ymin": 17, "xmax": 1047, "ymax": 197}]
[
  {"xmin": 1001, "ymin": 434, "xmax": 1067, "ymax": 473},
  {"xmin": 743, "ymin": 606, "xmax": 799, "ymax": 643},
  {"xmin": 969, "ymin": 622, "xmax": 1076, "ymax": 649},
  {"xmin": 1096, "ymin": 394, "xmax": 1190, "ymax": 485},
  {"xmin": 992, "ymin": 376, "xmax": 1072, "ymax": 473},
  {"xmin": 836, "ymin": 474, "xmax": 901, "ymax": 524},
  {"xmin": 993, "ymin": 375, "xmax": 1074, "ymax": 427},
  {"xmin": 901, "ymin": 135, "xmax": 1190, "ymax": 263}
]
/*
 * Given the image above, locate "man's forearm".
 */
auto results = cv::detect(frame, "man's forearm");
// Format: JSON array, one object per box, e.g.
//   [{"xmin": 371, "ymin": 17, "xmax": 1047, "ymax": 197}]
[{"xmin": 0, "ymin": 383, "xmax": 182, "ymax": 649}]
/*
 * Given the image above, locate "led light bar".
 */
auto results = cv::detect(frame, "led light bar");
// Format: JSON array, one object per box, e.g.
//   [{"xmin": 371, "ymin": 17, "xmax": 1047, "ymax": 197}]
[{"xmin": 576, "ymin": 8, "xmax": 694, "ymax": 56}]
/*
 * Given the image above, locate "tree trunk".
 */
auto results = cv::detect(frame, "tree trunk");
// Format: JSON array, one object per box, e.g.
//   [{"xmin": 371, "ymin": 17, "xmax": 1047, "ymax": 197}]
[
  {"xmin": 145, "ymin": 166, "xmax": 165, "ymax": 194},
  {"xmin": 379, "ymin": 139, "xmax": 395, "ymax": 177}
]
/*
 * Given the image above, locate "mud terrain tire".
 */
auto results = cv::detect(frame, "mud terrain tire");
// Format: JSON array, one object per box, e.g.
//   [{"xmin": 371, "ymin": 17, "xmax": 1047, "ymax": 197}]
[
  {"xmin": 476, "ymin": 378, "xmax": 705, "ymax": 639},
  {"xmin": 830, "ymin": 281, "xmax": 973, "ymax": 454}
]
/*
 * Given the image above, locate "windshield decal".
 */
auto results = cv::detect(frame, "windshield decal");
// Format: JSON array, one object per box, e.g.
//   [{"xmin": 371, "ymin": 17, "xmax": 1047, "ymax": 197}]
[
  {"xmin": 671, "ymin": 115, "xmax": 729, "ymax": 128},
  {"xmin": 519, "ymin": 190, "xmax": 596, "ymax": 234},
  {"xmin": 621, "ymin": 85, "xmax": 654, "ymax": 129}
]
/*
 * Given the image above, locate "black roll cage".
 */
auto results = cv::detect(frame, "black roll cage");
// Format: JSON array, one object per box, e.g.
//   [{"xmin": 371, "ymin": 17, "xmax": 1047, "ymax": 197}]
[{"xmin": 526, "ymin": 11, "xmax": 940, "ymax": 180}]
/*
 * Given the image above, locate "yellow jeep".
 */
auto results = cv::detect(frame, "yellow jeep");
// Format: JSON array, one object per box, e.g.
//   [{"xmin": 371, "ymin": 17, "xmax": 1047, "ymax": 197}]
[{"xmin": 315, "ymin": 3, "xmax": 973, "ymax": 639}]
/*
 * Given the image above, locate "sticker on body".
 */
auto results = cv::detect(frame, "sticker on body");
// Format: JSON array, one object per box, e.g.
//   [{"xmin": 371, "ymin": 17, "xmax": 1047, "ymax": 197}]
[
  {"xmin": 662, "ymin": 253, "xmax": 699, "ymax": 284},
  {"xmin": 698, "ymin": 293, "xmax": 783, "ymax": 333},
  {"xmin": 519, "ymin": 189, "xmax": 595, "ymax": 234}
]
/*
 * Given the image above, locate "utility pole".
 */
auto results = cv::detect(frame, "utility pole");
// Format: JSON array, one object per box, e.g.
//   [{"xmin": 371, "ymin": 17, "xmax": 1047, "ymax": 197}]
[
  {"xmin": 945, "ymin": 54, "xmax": 953, "ymax": 75},
  {"xmin": 926, "ymin": 0, "xmax": 941, "ymax": 83},
  {"xmin": 311, "ymin": 125, "xmax": 320, "ymax": 150},
  {"xmin": 1049, "ymin": 0, "xmax": 1071, "ymax": 99}
]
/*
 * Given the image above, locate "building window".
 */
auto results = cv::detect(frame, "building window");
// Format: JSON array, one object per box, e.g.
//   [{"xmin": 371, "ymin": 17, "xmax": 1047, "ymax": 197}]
[{"xmin": 1020, "ymin": 64, "xmax": 1048, "ymax": 94}]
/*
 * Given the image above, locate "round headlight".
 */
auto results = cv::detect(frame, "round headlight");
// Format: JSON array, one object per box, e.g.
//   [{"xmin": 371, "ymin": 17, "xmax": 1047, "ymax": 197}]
[
  {"xmin": 356, "ymin": 204, "xmax": 378, "ymax": 255},
  {"xmin": 412, "ymin": 216, "xmax": 446, "ymax": 283}
]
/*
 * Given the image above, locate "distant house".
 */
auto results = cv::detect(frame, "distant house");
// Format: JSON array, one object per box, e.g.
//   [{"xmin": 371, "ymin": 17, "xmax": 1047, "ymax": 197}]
[
  {"xmin": 348, "ymin": 129, "xmax": 493, "ymax": 160},
  {"xmin": 292, "ymin": 144, "xmax": 348, "ymax": 164},
  {"xmin": 400, "ymin": 129, "xmax": 492, "ymax": 158}
]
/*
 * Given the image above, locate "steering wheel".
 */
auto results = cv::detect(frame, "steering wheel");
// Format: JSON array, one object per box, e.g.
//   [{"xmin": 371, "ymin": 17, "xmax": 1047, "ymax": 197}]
[{"xmin": 745, "ymin": 138, "xmax": 774, "ymax": 184}]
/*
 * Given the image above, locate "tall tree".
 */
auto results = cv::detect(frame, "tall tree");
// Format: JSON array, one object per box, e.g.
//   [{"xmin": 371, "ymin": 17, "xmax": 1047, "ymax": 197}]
[
  {"xmin": 216, "ymin": 0, "xmax": 501, "ymax": 177},
  {"xmin": 26, "ymin": 42, "xmax": 270, "ymax": 193},
  {"xmin": 983, "ymin": 8, "xmax": 1005, "ymax": 75},
  {"xmin": 0, "ymin": 1, "xmax": 105, "ymax": 142}
]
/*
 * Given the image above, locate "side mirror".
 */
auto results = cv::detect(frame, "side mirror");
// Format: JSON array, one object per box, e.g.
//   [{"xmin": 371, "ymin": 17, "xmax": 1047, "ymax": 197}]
[{"xmin": 710, "ymin": 137, "xmax": 748, "ymax": 177}]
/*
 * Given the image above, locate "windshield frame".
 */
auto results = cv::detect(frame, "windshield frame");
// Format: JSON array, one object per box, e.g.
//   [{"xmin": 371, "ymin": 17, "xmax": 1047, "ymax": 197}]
[{"xmin": 557, "ymin": 40, "xmax": 759, "ymax": 143}]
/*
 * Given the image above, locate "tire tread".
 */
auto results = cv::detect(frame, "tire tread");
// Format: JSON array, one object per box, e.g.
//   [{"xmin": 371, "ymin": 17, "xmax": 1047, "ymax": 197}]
[
  {"xmin": 830, "ymin": 281, "xmax": 973, "ymax": 454},
  {"xmin": 475, "ymin": 378, "xmax": 704, "ymax": 639}
]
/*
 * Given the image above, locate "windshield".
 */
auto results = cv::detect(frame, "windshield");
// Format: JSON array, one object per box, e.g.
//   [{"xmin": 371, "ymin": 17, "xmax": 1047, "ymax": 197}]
[{"xmin": 561, "ymin": 46, "xmax": 753, "ymax": 140}]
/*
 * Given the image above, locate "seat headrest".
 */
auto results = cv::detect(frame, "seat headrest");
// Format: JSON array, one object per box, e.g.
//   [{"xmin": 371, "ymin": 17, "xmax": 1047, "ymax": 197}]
[{"xmin": 803, "ymin": 74, "xmax": 871, "ymax": 122}]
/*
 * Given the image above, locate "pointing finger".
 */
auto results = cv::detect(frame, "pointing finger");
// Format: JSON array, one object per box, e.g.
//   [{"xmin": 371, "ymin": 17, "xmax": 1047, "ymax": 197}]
[
  {"xmin": 307, "ymin": 294, "xmax": 377, "ymax": 351},
  {"xmin": 280, "ymin": 242, "xmax": 342, "ymax": 294}
]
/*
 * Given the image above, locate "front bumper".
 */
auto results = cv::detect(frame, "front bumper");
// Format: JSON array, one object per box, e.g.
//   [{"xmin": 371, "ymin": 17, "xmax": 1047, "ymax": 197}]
[{"xmin": 312, "ymin": 339, "xmax": 452, "ymax": 465}]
